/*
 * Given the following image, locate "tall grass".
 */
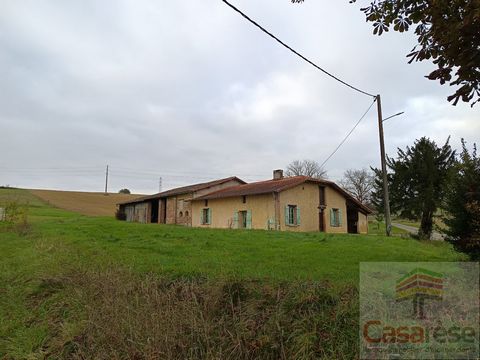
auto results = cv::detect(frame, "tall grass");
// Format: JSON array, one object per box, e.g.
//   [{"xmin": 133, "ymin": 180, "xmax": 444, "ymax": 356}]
[{"xmin": 41, "ymin": 270, "xmax": 358, "ymax": 359}]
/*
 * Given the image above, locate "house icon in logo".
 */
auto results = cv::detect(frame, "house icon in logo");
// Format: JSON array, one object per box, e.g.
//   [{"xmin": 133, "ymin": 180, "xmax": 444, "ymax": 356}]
[{"xmin": 396, "ymin": 268, "xmax": 444, "ymax": 319}]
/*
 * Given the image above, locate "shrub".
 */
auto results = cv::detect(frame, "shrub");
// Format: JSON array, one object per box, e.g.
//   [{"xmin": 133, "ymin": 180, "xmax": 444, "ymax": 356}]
[{"xmin": 1, "ymin": 200, "xmax": 30, "ymax": 235}]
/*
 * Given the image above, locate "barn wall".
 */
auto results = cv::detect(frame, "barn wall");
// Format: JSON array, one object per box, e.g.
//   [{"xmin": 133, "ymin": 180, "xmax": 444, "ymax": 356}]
[
  {"xmin": 125, "ymin": 205, "xmax": 135, "ymax": 222},
  {"xmin": 175, "ymin": 194, "xmax": 193, "ymax": 226},
  {"xmin": 358, "ymin": 212, "xmax": 368, "ymax": 234}
]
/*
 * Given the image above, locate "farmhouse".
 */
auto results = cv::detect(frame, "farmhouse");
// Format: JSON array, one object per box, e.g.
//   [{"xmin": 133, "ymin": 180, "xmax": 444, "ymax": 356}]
[
  {"xmin": 191, "ymin": 170, "xmax": 372, "ymax": 234},
  {"xmin": 118, "ymin": 177, "xmax": 245, "ymax": 225}
]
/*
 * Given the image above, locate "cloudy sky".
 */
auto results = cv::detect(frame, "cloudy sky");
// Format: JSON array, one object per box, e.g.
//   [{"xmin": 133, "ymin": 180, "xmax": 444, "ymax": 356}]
[{"xmin": 1, "ymin": 0, "xmax": 478, "ymax": 194}]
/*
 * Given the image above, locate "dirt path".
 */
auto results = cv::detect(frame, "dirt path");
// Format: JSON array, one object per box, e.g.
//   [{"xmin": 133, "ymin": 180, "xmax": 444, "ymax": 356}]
[{"xmin": 392, "ymin": 222, "xmax": 445, "ymax": 241}]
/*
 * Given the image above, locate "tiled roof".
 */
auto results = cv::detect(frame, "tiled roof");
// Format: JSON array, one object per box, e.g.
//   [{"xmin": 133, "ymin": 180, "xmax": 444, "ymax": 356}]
[
  {"xmin": 117, "ymin": 176, "xmax": 245, "ymax": 205},
  {"xmin": 194, "ymin": 176, "xmax": 372, "ymax": 214}
]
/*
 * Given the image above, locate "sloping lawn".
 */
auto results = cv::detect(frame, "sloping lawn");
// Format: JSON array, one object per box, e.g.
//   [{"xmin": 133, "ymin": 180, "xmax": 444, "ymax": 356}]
[
  {"xmin": 1, "ymin": 188, "xmax": 463, "ymax": 282},
  {"xmin": 0, "ymin": 188, "xmax": 467, "ymax": 359}
]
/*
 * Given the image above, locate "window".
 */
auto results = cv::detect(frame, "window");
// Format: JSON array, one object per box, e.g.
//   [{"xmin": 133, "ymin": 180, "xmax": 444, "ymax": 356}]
[
  {"xmin": 179, "ymin": 211, "xmax": 183, "ymax": 218},
  {"xmin": 202, "ymin": 208, "xmax": 211, "ymax": 225},
  {"xmin": 285, "ymin": 205, "xmax": 300, "ymax": 226},
  {"xmin": 242, "ymin": 195, "xmax": 247, "ymax": 204},
  {"xmin": 330, "ymin": 208, "xmax": 342, "ymax": 227},
  {"xmin": 185, "ymin": 211, "xmax": 189, "ymax": 217}
]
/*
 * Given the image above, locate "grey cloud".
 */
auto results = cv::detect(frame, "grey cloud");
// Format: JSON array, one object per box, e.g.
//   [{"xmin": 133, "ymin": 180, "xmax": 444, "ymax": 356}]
[{"xmin": 0, "ymin": 0, "xmax": 478, "ymax": 193}]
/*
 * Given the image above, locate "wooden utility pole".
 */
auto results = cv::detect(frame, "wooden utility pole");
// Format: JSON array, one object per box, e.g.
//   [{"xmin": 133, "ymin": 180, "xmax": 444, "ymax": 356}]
[
  {"xmin": 104, "ymin": 165, "xmax": 109, "ymax": 195},
  {"xmin": 376, "ymin": 95, "xmax": 392, "ymax": 236},
  {"xmin": 159, "ymin": 176, "xmax": 162, "ymax": 192}
]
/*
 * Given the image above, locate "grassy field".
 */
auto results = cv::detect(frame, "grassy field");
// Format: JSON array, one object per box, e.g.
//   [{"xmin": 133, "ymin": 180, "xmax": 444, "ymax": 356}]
[
  {"xmin": 0, "ymin": 188, "xmax": 466, "ymax": 359},
  {"xmin": 29, "ymin": 188, "xmax": 143, "ymax": 216}
]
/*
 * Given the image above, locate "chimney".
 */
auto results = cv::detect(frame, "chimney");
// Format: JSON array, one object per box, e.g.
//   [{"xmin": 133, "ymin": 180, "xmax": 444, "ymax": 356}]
[{"xmin": 273, "ymin": 169, "xmax": 284, "ymax": 180}]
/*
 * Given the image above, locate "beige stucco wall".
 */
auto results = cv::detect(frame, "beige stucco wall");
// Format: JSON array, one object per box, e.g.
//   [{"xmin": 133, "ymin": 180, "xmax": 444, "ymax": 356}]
[
  {"xmin": 192, "ymin": 193, "xmax": 275, "ymax": 230},
  {"xmin": 278, "ymin": 183, "xmax": 320, "ymax": 232},
  {"xmin": 164, "ymin": 179, "xmax": 245, "ymax": 226},
  {"xmin": 323, "ymin": 186, "xmax": 349, "ymax": 234},
  {"xmin": 192, "ymin": 182, "xmax": 360, "ymax": 233},
  {"xmin": 277, "ymin": 183, "xmax": 348, "ymax": 233}
]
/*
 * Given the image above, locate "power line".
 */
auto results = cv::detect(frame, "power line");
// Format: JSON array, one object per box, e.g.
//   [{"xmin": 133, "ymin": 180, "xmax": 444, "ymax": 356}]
[
  {"xmin": 221, "ymin": 0, "xmax": 375, "ymax": 98},
  {"xmin": 320, "ymin": 98, "xmax": 377, "ymax": 168}
]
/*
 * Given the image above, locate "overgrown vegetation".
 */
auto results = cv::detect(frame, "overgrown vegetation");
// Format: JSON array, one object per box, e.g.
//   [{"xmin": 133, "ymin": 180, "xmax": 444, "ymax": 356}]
[
  {"xmin": 0, "ymin": 197, "xmax": 30, "ymax": 235},
  {"xmin": 50, "ymin": 271, "xmax": 356, "ymax": 359},
  {"xmin": 0, "ymin": 188, "xmax": 466, "ymax": 358}
]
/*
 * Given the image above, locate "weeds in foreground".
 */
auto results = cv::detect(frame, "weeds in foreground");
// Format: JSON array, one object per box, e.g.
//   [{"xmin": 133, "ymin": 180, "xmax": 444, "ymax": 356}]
[
  {"xmin": 34, "ymin": 270, "xmax": 358, "ymax": 360},
  {"xmin": 0, "ymin": 199, "xmax": 31, "ymax": 235}
]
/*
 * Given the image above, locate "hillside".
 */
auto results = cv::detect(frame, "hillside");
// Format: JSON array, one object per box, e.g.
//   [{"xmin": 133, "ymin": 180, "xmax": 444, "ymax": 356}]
[
  {"xmin": 0, "ymin": 188, "xmax": 466, "ymax": 359},
  {"xmin": 29, "ymin": 189, "xmax": 143, "ymax": 217}
]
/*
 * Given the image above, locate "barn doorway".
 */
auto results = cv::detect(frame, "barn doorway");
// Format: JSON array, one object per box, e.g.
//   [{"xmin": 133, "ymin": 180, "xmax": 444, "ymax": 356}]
[
  {"xmin": 150, "ymin": 200, "xmax": 159, "ymax": 223},
  {"xmin": 159, "ymin": 199, "xmax": 167, "ymax": 224},
  {"xmin": 347, "ymin": 205, "xmax": 358, "ymax": 234}
]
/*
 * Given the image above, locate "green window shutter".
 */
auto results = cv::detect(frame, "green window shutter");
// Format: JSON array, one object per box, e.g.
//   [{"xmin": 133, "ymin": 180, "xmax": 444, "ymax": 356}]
[
  {"xmin": 233, "ymin": 211, "xmax": 238, "ymax": 228},
  {"xmin": 200, "ymin": 210, "xmax": 204, "ymax": 224},
  {"xmin": 338, "ymin": 209, "xmax": 342, "ymax": 227},
  {"xmin": 207, "ymin": 208, "xmax": 212, "ymax": 225},
  {"xmin": 246, "ymin": 210, "xmax": 252, "ymax": 229},
  {"xmin": 330, "ymin": 209, "xmax": 334, "ymax": 227},
  {"xmin": 296, "ymin": 207, "xmax": 301, "ymax": 225},
  {"xmin": 285, "ymin": 205, "xmax": 290, "ymax": 225}
]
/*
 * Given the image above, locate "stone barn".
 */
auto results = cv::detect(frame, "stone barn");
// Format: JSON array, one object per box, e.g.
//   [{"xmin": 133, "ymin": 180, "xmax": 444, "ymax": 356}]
[{"xmin": 118, "ymin": 176, "xmax": 246, "ymax": 225}]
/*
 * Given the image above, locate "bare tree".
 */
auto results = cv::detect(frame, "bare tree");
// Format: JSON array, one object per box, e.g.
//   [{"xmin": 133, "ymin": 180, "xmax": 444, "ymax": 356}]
[
  {"xmin": 339, "ymin": 168, "xmax": 374, "ymax": 204},
  {"xmin": 285, "ymin": 160, "xmax": 327, "ymax": 179}
]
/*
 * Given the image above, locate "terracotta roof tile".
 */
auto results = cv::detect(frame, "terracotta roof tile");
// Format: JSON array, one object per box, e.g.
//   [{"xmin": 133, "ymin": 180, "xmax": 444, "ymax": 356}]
[
  {"xmin": 195, "ymin": 176, "xmax": 372, "ymax": 214},
  {"xmin": 117, "ymin": 176, "xmax": 245, "ymax": 205}
]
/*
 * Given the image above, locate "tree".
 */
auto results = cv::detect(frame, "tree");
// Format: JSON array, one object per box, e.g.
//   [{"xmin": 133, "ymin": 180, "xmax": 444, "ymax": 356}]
[
  {"xmin": 380, "ymin": 137, "xmax": 455, "ymax": 239},
  {"xmin": 339, "ymin": 168, "xmax": 374, "ymax": 204},
  {"xmin": 118, "ymin": 189, "xmax": 131, "ymax": 194},
  {"xmin": 285, "ymin": 159, "xmax": 327, "ymax": 178},
  {"xmin": 292, "ymin": 0, "xmax": 480, "ymax": 106},
  {"xmin": 444, "ymin": 140, "xmax": 480, "ymax": 259},
  {"xmin": 370, "ymin": 167, "xmax": 388, "ymax": 215}
]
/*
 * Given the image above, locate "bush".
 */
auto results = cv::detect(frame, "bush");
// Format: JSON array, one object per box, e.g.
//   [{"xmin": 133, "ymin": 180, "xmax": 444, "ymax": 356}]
[
  {"xmin": 1, "ymin": 199, "xmax": 30, "ymax": 235},
  {"xmin": 118, "ymin": 188, "xmax": 131, "ymax": 194}
]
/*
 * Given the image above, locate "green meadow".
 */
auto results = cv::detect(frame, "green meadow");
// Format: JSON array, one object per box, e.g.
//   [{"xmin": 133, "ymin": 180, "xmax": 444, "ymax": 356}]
[{"xmin": 0, "ymin": 188, "xmax": 466, "ymax": 359}]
